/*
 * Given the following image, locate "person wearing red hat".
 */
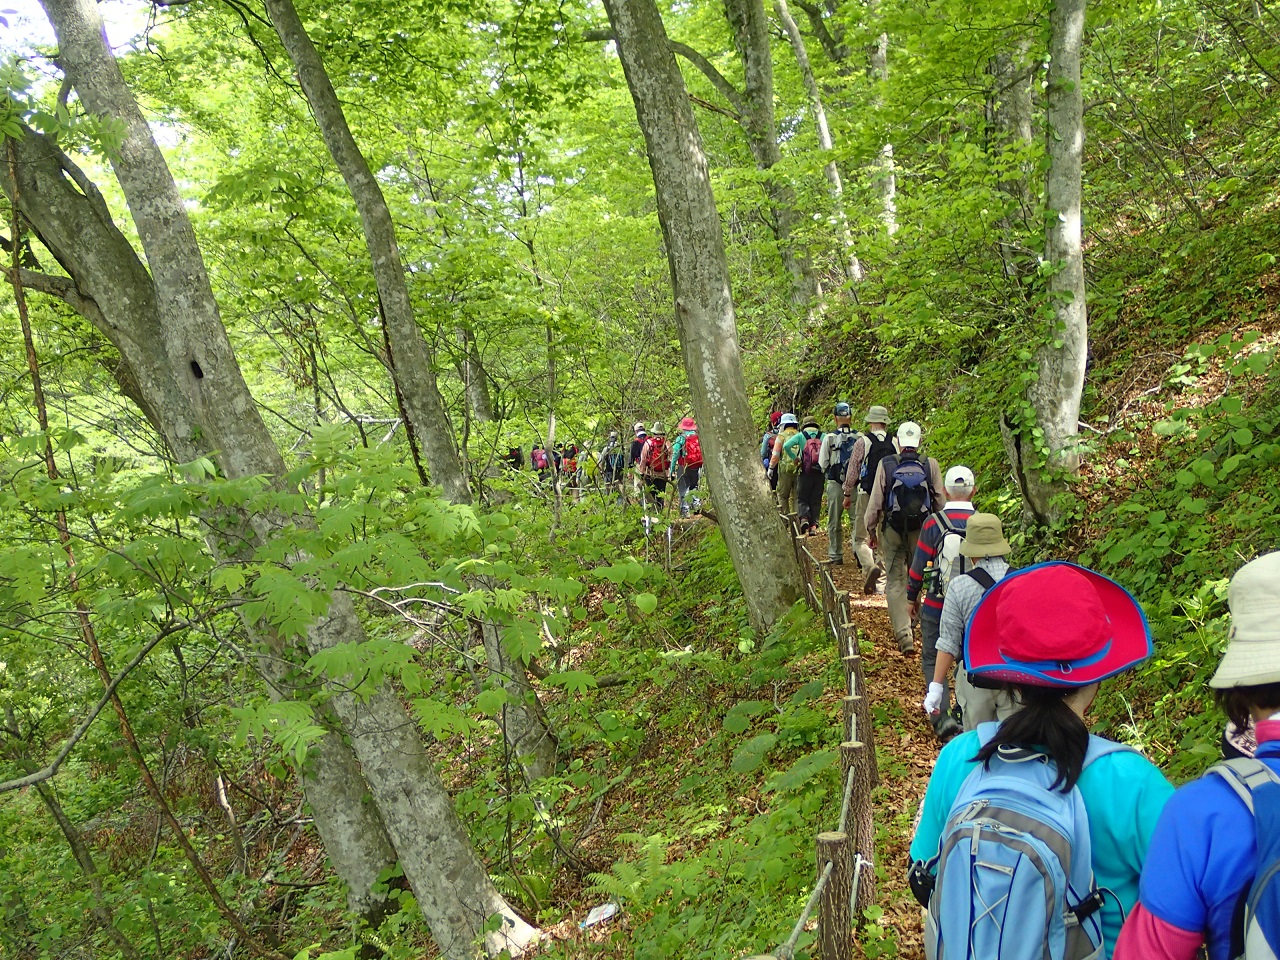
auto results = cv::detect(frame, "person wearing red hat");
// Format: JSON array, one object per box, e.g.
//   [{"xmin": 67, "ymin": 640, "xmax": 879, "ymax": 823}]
[
  {"xmin": 668, "ymin": 416, "xmax": 703, "ymax": 518},
  {"xmin": 911, "ymin": 562, "xmax": 1173, "ymax": 956}
]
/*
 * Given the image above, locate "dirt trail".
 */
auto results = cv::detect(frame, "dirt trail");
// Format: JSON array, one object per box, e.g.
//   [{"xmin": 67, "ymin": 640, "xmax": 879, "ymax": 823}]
[{"xmin": 802, "ymin": 526, "xmax": 937, "ymax": 959}]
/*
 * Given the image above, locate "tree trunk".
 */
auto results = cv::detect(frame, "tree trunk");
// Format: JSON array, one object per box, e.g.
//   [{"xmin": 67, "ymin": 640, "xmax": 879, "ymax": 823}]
[
  {"xmin": 774, "ymin": 0, "xmax": 863, "ymax": 284},
  {"xmin": 34, "ymin": 3, "xmax": 540, "ymax": 952},
  {"xmin": 988, "ymin": 44, "xmax": 1035, "ymax": 280},
  {"xmin": 262, "ymin": 0, "xmax": 468, "ymax": 503},
  {"xmin": 868, "ymin": 29, "xmax": 898, "ymax": 237},
  {"xmin": 1, "ymin": 124, "xmax": 401, "ymax": 932},
  {"xmin": 457, "ymin": 327, "xmax": 495, "ymax": 424},
  {"xmin": 602, "ymin": 0, "xmax": 805, "ymax": 634},
  {"xmin": 720, "ymin": 0, "xmax": 822, "ymax": 310},
  {"xmin": 263, "ymin": 0, "xmax": 556, "ymax": 784},
  {"xmin": 1027, "ymin": 0, "xmax": 1088, "ymax": 525}
]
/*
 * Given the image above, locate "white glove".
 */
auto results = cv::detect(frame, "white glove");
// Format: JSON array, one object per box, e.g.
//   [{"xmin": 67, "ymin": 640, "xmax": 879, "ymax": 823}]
[{"xmin": 923, "ymin": 682, "xmax": 945, "ymax": 716}]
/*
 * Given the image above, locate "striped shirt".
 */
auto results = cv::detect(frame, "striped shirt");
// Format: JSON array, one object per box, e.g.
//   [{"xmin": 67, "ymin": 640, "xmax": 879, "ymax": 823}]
[
  {"xmin": 907, "ymin": 503, "xmax": 975, "ymax": 615},
  {"xmin": 936, "ymin": 556, "xmax": 1012, "ymax": 659}
]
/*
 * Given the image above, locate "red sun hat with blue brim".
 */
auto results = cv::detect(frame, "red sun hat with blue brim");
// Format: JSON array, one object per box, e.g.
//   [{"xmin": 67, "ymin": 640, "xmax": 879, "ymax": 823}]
[{"xmin": 964, "ymin": 561, "xmax": 1152, "ymax": 688}]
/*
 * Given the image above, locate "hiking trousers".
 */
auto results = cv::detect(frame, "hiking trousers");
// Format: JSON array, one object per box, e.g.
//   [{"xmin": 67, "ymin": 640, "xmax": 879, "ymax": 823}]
[
  {"xmin": 852, "ymin": 489, "xmax": 878, "ymax": 575},
  {"xmin": 776, "ymin": 467, "xmax": 797, "ymax": 515},
  {"xmin": 642, "ymin": 475, "xmax": 668, "ymax": 510},
  {"xmin": 957, "ymin": 670, "xmax": 1018, "ymax": 730},
  {"xmin": 796, "ymin": 471, "xmax": 824, "ymax": 532},
  {"xmin": 825, "ymin": 479, "xmax": 845, "ymax": 561},
  {"xmin": 921, "ymin": 615, "xmax": 952, "ymax": 733},
  {"xmin": 879, "ymin": 524, "xmax": 920, "ymax": 646},
  {"xmin": 676, "ymin": 466, "xmax": 701, "ymax": 514}
]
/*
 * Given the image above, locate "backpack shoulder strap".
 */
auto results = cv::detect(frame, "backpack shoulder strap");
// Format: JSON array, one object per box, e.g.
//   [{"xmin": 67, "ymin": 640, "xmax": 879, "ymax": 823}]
[
  {"xmin": 1083, "ymin": 734, "xmax": 1138, "ymax": 769},
  {"xmin": 965, "ymin": 568, "xmax": 997, "ymax": 591},
  {"xmin": 1208, "ymin": 758, "xmax": 1280, "ymax": 814},
  {"xmin": 934, "ymin": 511, "xmax": 957, "ymax": 536}
]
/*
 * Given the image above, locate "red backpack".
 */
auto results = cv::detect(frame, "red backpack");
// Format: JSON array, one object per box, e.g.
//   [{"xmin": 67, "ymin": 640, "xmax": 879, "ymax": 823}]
[
  {"xmin": 680, "ymin": 433, "xmax": 703, "ymax": 468},
  {"xmin": 801, "ymin": 435, "xmax": 824, "ymax": 474},
  {"xmin": 641, "ymin": 437, "xmax": 670, "ymax": 475},
  {"xmin": 531, "ymin": 448, "xmax": 548, "ymax": 470}
]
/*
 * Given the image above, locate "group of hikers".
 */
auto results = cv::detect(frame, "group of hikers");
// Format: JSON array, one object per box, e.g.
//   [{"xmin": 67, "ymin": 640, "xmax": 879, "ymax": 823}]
[
  {"xmin": 764, "ymin": 403, "xmax": 1280, "ymax": 958},
  {"xmin": 519, "ymin": 418, "xmax": 705, "ymax": 517}
]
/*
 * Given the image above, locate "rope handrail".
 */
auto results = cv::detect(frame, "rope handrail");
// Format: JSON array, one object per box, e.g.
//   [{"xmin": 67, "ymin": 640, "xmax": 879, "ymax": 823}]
[{"xmin": 775, "ymin": 859, "xmax": 835, "ymax": 960}]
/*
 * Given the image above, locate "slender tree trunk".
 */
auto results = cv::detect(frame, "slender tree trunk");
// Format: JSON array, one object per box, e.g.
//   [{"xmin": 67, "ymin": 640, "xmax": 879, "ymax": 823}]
[
  {"xmin": 1023, "ymin": 0, "xmax": 1088, "ymax": 525},
  {"xmin": 774, "ymin": 0, "xmax": 863, "ymax": 284},
  {"xmin": 868, "ymin": 29, "xmax": 898, "ymax": 237},
  {"xmin": 33, "ymin": 783, "xmax": 142, "ymax": 960},
  {"xmin": 263, "ymin": 0, "xmax": 556, "ymax": 784},
  {"xmin": 602, "ymin": 0, "xmax": 805, "ymax": 634},
  {"xmin": 988, "ymin": 44, "xmax": 1035, "ymax": 280},
  {"xmin": 34, "ymin": 4, "xmax": 540, "ymax": 952},
  {"xmin": 457, "ymin": 327, "xmax": 495, "ymax": 423},
  {"xmin": 262, "ymin": 0, "xmax": 467, "ymax": 503},
  {"xmin": 721, "ymin": 0, "xmax": 822, "ymax": 310}
]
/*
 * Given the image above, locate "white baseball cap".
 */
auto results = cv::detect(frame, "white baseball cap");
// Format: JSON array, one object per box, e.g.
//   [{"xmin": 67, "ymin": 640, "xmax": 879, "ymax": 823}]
[
  {"xmin": 897, "ymin": 421, "xmax": 922, "ymax": 447},
  {"xmin": 945, "ymin": 465, "xmax": 975, "ymax": 489}
]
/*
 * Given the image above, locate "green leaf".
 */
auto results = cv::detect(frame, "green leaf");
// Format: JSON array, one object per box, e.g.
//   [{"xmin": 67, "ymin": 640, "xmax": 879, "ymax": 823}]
[
  {"xmin": 475, "ymin": 688, "xmax": 511, "ymax": 713},
  {"xmin": 1232, "ymin": 427, "xmax": 1254, "ymax": 447},
  {"xmin": 547, "ymin": 670, "xmax": 598, "ymax": 695},
  {"xmin": 634, "ymin": 592, "xmax": 658, "ymax": 615},
  {"xmin": 730, "ymin": 733, "xmax": 777, "ymax": 774},
  {"xmin": 766, "ymin": 749, "xmax": 836, "ymax": 793}
]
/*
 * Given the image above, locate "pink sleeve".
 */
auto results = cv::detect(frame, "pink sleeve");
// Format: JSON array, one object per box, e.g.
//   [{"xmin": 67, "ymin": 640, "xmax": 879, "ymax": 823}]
[{"xmin": 1113, "ymin": 902, "xmax": 1203, "ymax": 960}]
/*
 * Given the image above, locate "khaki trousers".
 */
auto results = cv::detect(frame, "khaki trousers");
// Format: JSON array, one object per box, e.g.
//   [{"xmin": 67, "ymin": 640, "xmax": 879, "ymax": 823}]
[
  {"xmin": 852, "ymin": 489, "xmax": 878, "ymax": 575},
  {"xmin": 957, "ymin": 671, "xmax": 1019, "ymax": 730},
  {"xmin": 776, "ymin": 467, "xmax": 797, "ymax": 515},
  {"xmin": 879, "ymin": 524, "xmax": 919, "ymax": 645},
  {"xmin": 825, "ymin": 480, "xmax": 845, "ymax": 561}
]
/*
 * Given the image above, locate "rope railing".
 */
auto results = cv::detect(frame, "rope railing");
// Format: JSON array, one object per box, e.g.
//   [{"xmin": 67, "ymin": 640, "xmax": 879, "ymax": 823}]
[{"xmin": 747, "ymin": 514, "xmax": 881, "ymax": 960}]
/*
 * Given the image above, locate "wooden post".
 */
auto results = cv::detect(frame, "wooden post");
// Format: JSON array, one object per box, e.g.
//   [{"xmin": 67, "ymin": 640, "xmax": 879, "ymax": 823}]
[
  {"xmin": 817, "ymin": 831, "xmax": 854, "ymax": 960},
  {"xmin": 843, "ymin": 695, "xmax": 861, "ymax": 743},
  {"xmin": 841, "ymin": 741, "xmax": 876, "ymax": 918},
  {"xmin": 842, "ymin": 652, "xmax": 878, "ymax": 786}
]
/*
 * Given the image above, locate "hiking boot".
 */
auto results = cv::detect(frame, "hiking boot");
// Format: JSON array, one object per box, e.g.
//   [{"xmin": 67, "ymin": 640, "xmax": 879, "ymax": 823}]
[
  {"xmin": 863, "ymin": 564, "xmax": 884, "ymax": 595},
  {"xmin": 934, "ymin": 714, "xmax": 961, "ymax": 742},
  {"xmin": 897, "ymin": 634, "xmax": 915, "ymax": 655},
  {"xmin": 825, "ymin": 557, "xmax": 844, "ymax": 565}
]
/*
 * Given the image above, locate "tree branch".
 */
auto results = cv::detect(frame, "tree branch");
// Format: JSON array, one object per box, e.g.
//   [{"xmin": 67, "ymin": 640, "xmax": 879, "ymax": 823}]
[{"xmin": 582, "ymin": 28, "xmax": 746, "ymax": 117}]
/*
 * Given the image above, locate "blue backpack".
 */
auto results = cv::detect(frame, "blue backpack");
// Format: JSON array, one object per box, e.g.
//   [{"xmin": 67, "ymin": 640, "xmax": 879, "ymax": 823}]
[
  {"xmin": 1208, "ymin": 759, "xmax": 1280, "ymax": 959},
  {"xmin": 884, "ymin": 453, "xmax": 933, "ymax": 533},
  {"xmin": 921, "ymin": 723, "xmax": 1132, "ymax": 960}
]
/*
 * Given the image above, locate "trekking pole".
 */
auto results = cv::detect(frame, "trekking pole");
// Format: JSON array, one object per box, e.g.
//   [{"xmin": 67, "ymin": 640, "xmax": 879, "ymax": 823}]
[{"xmin": 666, "ymin": 523, "xmax": 672, "ymax": 571}]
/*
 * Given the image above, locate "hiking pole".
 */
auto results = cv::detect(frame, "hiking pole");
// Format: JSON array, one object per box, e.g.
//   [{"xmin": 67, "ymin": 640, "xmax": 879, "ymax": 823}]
[{"xmin": 666, "ymin": 523, "xmax": 673, "ymax": 571}]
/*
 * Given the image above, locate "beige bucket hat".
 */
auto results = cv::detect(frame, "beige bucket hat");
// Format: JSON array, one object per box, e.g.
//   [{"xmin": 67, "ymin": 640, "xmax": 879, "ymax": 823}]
[
  {"xmin": 959, "ymin": 512, "xmax": 1011, "ymax": 558},
  {"xmin": 1210, "ymin": 551, "xmax": 1280, "ymax": 688},
  {"xmin": 865, "ymin": 405, "xmax": 890, "ymax": 424}
]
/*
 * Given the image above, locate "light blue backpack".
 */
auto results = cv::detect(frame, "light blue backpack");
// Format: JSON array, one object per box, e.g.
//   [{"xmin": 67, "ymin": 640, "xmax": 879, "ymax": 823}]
[{"xmin": 922, "ymin": 723, "xmax": 1133, "ymax": 960}]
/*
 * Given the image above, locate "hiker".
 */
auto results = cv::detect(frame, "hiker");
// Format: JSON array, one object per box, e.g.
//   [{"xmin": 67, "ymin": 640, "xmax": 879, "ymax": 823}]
[
  {"xmin": 783, "ymin": 417, "xmax": 825, "ymax": 536},
  {"xmin": 760, "ymin": 411, "xmax": 783, "ymax": 488},
  {"xmin": 668, "ymin": 416, "xmax": 704, "ymax": 519},
  {"xmin": 910, "ymin": 562, "xmax": 1173, "ymax": 958},
  {"xmin": 768, "ymin": 413, "xmax": 801, "ymax": 515},
  {"xmin": 906, "ymin": 465, "xmax": 977, "ymax": 741},
  {"xmin": 841, "ymin": 405, "xmax": 895, "ymax": 594},
  {"xmin": 924, "ymin": 512, "xmax": 1018, "ymax": 732},
  {"xmin": 599, "ymin": 431, "xmax": 625, "ymax": 496},
  {"xmin": 1115, "ymin": 551, "xmax": 1280, "ymax": 960},
  {"xmin": 628, "ymin": 422, "xmax": 647, "ymax": 502},
  {"xmin": 505, "ymin": 446, "xmax": 524, "ymax": 471},
  {"xmin": 637, "ymin": 421, "xmax": 670, "ymax": 511},
  {"xmin": 863, "ymin": 421, "xmax": 943, "ymax": 654},
  {"xmin": 530, "ymin": 442, "xmax": 550, "ymax": 484},
  {"xmin": 818, "ymin": 402, "xmax": 858, "ymax": 564}
]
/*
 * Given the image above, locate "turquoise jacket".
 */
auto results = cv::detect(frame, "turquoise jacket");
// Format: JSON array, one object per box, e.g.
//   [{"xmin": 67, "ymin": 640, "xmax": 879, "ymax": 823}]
[
  {"xmin": 910, "ymin": 728, "xmax": 1173, "ymax": 955},
  {"xmin": 781, "ymin": 427, "xmax": 822, "ymax": 465}
]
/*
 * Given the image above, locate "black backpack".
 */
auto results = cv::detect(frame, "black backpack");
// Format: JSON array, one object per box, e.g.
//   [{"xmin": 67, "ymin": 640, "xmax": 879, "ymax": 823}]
[
  {"xmin": 858, "ymin": 432, "xmax": 896, "ymax": 493},
  {"xmin": 883, "ymin": 453, "xmax": 933, "ymax": 533},
  {"xmin": 826, "ymin": 428, "xmax": 859, "ymax": 483}
]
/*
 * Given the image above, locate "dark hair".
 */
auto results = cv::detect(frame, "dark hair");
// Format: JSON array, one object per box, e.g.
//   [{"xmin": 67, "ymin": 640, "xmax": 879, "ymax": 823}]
[
  {"xmin": 1214, "ymin": 683, "xmax": 1280, "ymax": 730},
  {"xmin": 973, "ymin": 685, "xmax": 1090, "ymax": 792}
]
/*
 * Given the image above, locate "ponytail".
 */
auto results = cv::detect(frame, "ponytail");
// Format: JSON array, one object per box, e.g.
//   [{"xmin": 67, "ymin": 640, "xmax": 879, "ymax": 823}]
[{"xmin": 973, "ymin": 685, "xmax": 1090, "ymax": 792}]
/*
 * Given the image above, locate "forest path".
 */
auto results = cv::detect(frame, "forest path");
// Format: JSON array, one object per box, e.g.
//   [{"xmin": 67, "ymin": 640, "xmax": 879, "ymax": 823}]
[{"xmin": 802, "ymin": 526, "xmax": 936, "ymax": 960}]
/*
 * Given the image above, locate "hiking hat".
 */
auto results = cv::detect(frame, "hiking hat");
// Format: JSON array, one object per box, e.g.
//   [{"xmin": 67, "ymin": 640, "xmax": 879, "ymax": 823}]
[
  {"xmin": 835, "ymin": 402, "xmax": 852, "ymax": 417},
  {"xmin": 770, "ymin": 411, "xmax": 783, "ymax": 428},
  {"xmin": 802, "ymin": 417, "xmax": 820, "ymax": 430},
  {"xmin": 966, "ymin": 561, "xmax": 1152, "ymax": 688},
  {"xmin": 678, "ymin": 416, "xmax": 696, "ymax": 431},
  {"xmin": 897, "ymin": 421, "xmax": 922, "ymax": 448},
  {"xmin": 633, "ymin": 421, "xmax": 645, "ymax": 435},
  {"xmin": 1210, "ymin": 551, "xmax": 1280, "ymax": 689},
  {"xmin": 780, "ymin": 413, "xmax": 799, "ymax": 427},
  {"xmin": 609, "ymin": 431, "xmax": 618, "ymax": 440},
  {"xmin": 944, "ymin": 465, "xmax": 975, "ymax": 490},
  {"xmin": 865, "ymin": 405, "xmax": 890, "ymax": 424},
  {"xmin": 651, "ymin": 421, "xmax": 666, "ymax": 435},
  {"xmin": 959, "ymin": 512, "xmax": 1011, "ymax": 558}
]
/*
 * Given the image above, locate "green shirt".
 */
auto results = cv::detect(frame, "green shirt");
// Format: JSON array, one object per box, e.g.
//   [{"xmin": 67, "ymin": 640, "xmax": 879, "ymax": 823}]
[{"xmin": 909, "ymin": 728, "xmax": 1174, "ymax": 955}]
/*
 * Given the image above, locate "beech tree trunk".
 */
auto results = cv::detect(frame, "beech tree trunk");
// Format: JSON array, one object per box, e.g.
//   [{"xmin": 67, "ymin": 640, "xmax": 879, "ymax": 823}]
[
  {"xmin": 263, "ymin": 0, "xmax": 467, "ymax": 503},
  {"xmin": 774, "ymin": 0, "xmax": 862, "ymax": 284},
  {"xmin": 988, "ymin": 44, "xmax": 1035, "ymax": 281},
  {"xmin": 1024, "ymin": 0, "xmax": 1088, "ymax": 525},
  {"xmin": 720, "ymin": 0, "xmax": 821, "ymax": 310},
  {"xmin": 264, "ymin": 0, "xmax": 557, "ymax": 784},
  {"xmin": 602, "ymin": 0, "xmax": 805, "ymax": 634},
  {"xmin": 36, "ymin": 2, "xmax": 539, "ymax": 953},
  {"xmin": 457, "ymin": 327, "xmax": 495, "ymax": 424},
  {"xmin": 1, "ymin": 122, "xmax": 400, "ymax": 934},
  {"xmin": 868, "ymin": 30, "xmax": 898, "ymax": 236}
]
